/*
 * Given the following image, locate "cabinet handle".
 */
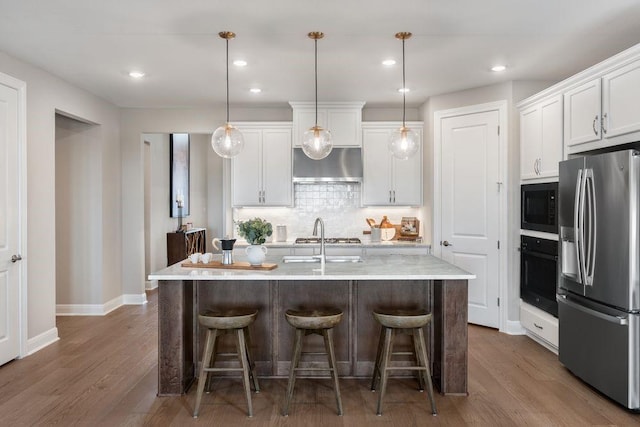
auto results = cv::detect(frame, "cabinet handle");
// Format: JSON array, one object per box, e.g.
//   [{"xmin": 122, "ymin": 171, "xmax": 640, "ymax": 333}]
[
  {"xmin": 533, "ymin": 322, "xmax": 544, "ymax": 330},
  {"xmin": 592, "ymin": 115, "xmax": 599, "ymax": 136},
  {"xmin": 601, "ymin": 113, "xmax": 608, "ymax": 135},
  {"xmin": 537, "ymin": 158, "xmax": 542, "ymax": 175},
  {"xmin": 389, "ymin": 190, "xmax": 392, "ymax": 203},
  {"xmin": 393, "ymin": 190, "xmax": 396, "ymax": 203},
  {"xmin": 261, "ymin": 191, "xmax": 265, "ymax": 204}
]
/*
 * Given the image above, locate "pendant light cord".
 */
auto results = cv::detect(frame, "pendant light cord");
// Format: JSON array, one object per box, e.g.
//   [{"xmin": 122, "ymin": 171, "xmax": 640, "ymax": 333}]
[
  {"xmin": 402, "ymin": 37, "xmax": 406, "ymax": 127},
  {"xmin": 225, "ymin": 37, "xmax": 230, "ymax": 124},
  {"xmin": 314, "ymin": 37, "xmax": 318, "ymax": 126}
]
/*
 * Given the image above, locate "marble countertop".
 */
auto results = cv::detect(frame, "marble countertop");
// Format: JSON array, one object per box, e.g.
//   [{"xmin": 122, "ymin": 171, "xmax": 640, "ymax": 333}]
[
  {"xmin": 233, "ymin": 238, "xmax": 431, "ymax": 249},
  {"xmin": 148, "ymin": 254, "xmax": 474, "ymax": 281}
]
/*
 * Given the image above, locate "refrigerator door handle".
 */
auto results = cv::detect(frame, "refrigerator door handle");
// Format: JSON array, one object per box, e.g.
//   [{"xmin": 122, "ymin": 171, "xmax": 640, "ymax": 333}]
[
  {"xmin": 573, "ymin": 169, "xmax": 585, "ymax": 284},
  {"xmin": 557, "ymin": 295, "xmax": 628, "ymax": 325},
  {"xmin": 584, "ymin": 168, "xmax": 597, "ymax": 287}
]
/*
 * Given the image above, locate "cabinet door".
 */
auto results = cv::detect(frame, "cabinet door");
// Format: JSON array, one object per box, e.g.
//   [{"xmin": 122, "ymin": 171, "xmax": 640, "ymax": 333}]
[
  {"xmin": 327, "ymin": 108, "xmax": 361, "ymax": 146},
  {"xmin": 231, "ymin": 129, "xmax": 262, "ymax": 206},
  {"xmin": 262, "ymin": 128, "xmax": 292, "ymax": 206},
  {"xmin": 392, "ymin": 128, "xmax": 422, "ymax": 205},
  {"xmin": 538, "ymin": 95, "xmax": 563, "ymax": 178},
  {"xmin": 602, "ymin": 59, "xmax": 640, "ymax": 138},
  {"xmin": 362, "ymin": 128, "xmax": 392, "ymax": 205},
  {"xmin": 564, "ymin": 78, "xmax": 601, "ymax": 147},
  {"xmin": 293, "ymin": 109, "xmax": 327, "ymax": 147},
  {"xmin": 520, "ymin": 105, "xmax": 542, "ymax": 180}
]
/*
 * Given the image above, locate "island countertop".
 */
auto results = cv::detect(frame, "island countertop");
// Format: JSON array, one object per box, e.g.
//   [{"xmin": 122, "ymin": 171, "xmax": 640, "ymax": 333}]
[{"xmin": 149, "ymin": 253, "xmax": 474, "ymax": 281}]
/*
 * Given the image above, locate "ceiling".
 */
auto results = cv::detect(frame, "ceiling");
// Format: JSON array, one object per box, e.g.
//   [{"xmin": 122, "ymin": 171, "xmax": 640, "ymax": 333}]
[{"xmin": 1, "ymin": 0, "xmax": 640, "ymax": 109}]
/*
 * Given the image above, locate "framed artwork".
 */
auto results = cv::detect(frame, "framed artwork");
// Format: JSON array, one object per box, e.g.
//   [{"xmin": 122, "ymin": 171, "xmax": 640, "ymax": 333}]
[{"xmin": 170, "ymin": 133, "xmax": 190, "ymax": 218}]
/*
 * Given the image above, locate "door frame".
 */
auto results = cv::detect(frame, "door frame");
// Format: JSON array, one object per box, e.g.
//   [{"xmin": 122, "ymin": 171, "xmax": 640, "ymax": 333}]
[
  {"xmin": 0, "ymin": 71, "xmax": 28, "ymax": 358},
  {"xmin": 433, "ymin": 100, "xmax": 508, "ymax": 331}
]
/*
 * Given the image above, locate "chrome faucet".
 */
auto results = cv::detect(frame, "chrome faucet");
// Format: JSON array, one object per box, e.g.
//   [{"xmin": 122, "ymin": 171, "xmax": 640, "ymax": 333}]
[{"xmin": 312, "ymin": 217, "xmax": 326, "ymax": 269}]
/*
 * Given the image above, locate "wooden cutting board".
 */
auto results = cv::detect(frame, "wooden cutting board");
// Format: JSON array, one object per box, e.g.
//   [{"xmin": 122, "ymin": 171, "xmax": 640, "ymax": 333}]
[{"xmin": 181, "ymin": 261, "xmax": 278, "ymax": 271}]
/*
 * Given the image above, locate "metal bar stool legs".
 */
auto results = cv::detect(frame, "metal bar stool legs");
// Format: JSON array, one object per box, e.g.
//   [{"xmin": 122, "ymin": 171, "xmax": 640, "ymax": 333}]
[
  {"xmin": 371, "ymin": 309, "xmax": 437, "ymax": 416},
  {"xmin": 193, "ymin": 309, "xmax": 259, "ymax": 419},
  {"xmin": 283, "ymin": 308, "xmax": 344, "ymax": 416}
]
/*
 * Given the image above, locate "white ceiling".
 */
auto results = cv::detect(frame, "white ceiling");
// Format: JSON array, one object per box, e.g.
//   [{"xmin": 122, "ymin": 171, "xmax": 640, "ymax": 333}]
[{"xmin": 1, "ymin": 0, "xmax": 640, "ymax": 108}]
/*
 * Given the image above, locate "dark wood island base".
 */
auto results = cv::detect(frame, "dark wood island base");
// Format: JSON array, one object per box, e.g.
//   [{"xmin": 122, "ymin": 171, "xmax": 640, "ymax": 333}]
[{"xmin": 157, "ymin": 278, "xmax": 468, "ymax": 397}]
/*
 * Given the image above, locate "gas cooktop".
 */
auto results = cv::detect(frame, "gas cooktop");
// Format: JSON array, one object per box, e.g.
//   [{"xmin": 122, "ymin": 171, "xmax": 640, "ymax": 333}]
[{"xmin": 295, "ymin": 237, "xmax": 362, "ymax": 244}]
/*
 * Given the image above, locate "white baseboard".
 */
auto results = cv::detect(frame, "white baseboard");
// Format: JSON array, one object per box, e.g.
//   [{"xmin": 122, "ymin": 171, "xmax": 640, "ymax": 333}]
[
  {"xmin": 123, "ymin": 293, "xmax": 148, "ymax": 305},
  {"xmin": 25, "ymin": 327, "xmax": 59, "ymax": 356},
  {"xmin": 502, "ymin": 320, "xmax": 526, "ymax": 335},
  {"xmin": 56, "ymin": 292, "xmax": 148, "ymax": 316},
  {"xmin": 145, "ymin": 280, "xmax": 158, "ymax": 290}
]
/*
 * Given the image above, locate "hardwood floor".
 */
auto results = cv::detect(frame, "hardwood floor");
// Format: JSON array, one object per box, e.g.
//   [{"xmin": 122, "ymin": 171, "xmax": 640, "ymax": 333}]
[{"xmin": 1, "ymin": 290, "xmax": 638, "ymax": 426}]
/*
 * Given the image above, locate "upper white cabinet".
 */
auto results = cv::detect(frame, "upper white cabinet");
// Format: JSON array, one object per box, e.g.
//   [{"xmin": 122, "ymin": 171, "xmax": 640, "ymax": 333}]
[
  {"xmin": 520, "ymin": 95, "xmax": 563, "ymax": 180},
  {"xmin": 290, "ymin": 102, "xmax": 365, "ymax": 147},
  {"xmin": 362, "ymin": 122, "xmax": 423, "ymax": 206},
  {"xmin": 564, "ymin": 56, "xmax": 640, "ymax": 154},
  {"xmin": 231, "ymin": 123, "xmax": 292, "ymax": 207}
]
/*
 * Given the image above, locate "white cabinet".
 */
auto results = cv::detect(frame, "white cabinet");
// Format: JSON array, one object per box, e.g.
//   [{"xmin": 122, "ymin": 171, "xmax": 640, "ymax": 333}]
[
  {"xmin": 520, "ymin": 95, "xmax": 563, "ymax": 180},
  {"xmin": 564, "ymin": 78, "xmax": 602, "ymax": 147},
  {"xmin": 564, "ymin": 57, "xmax": 640, "ymax": 153},
  {"xmin": 290, "ymin": 102, "xmax": 365, "ymax": 147},
  {"xmin": 362, "ymin": 122, "xmax": 423, "ymax": 206},
  {"xmin": 231, "ymin": 123, "xmax": 292, "ymax": 207},
  {"xmin": 520, "ymin": 301, "xmax": 558, "ymax": 353}
]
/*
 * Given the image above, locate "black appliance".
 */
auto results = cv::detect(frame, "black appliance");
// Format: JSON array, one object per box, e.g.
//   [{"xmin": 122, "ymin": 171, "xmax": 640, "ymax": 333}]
[
  {"xmin": 521, "ymin": 182, "xmax": 558, "ymax": 233},
  {"xmin": 520, "ymin": 235, "xmax": 558, "ymax": 317}
]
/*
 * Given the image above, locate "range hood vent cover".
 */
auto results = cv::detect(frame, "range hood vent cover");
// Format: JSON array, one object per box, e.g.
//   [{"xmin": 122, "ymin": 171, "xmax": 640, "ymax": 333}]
[{"xmin": 293, "ymin": 147, "xmax": 363, "ymax": 182}]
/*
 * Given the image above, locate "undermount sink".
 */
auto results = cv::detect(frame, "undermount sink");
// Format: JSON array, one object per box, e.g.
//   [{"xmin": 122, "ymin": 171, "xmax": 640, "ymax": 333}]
[{"xmin": 282, "ymin": 255, "xmax": 363, "ymax": 263}]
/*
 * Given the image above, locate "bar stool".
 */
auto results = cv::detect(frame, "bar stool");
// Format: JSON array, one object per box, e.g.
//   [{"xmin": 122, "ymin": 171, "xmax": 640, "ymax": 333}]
[
  {"xmin": 283, "ymin": 308, "xmax": 344, "ymax": 416},
  {"xmin": 371, "ymin": 308, "xmax": 437, "ymax": 416},
  {"xmin": 193, "ymin": 308, "xmax": 260, "ymax": 418}
]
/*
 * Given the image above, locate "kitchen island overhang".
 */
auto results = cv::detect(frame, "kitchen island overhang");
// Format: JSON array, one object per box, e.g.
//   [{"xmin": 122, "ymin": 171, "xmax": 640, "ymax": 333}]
[{"xmin": 149, "ymin": 254, "xmax": 474, "ymax": 397}]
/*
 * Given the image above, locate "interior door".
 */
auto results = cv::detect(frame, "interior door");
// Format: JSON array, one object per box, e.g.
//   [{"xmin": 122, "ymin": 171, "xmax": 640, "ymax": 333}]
[
  {"xmin": 440, "ymin": 110, "xmax": 500, "ymax": 328},
  {"xmin": 0, "ymin": 80, "xmax": 20, "ymax": 365}
]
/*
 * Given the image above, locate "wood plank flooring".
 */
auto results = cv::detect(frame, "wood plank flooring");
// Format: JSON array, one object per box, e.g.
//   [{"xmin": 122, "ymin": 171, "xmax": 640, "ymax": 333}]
[{"xmin": 0, "ymin": 289, "xmax": 639, "ymax": 426}]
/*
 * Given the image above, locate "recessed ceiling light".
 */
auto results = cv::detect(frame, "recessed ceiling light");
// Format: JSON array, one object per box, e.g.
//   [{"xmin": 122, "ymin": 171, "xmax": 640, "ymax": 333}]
[
  {"xmin": 233, "ymin": 60, "xmax": 247, "ymax": 67},
  {"xmin": 128, "ymin": 71, "xmax": 145, "ymax": 79},
  {"xmin": 491, "ymin": 65, "xmax": 507, "ymax": 72},
  {"xmin": 250, "ymin": 88, "xmax": 261, "ymax": 93},
  {"xmin": 398, "ymin": 87, "xmax": 410, "ymax": 93},
  {"xmin": 382, "ymin": 59, "xmax": 396, "ymax": 66}
]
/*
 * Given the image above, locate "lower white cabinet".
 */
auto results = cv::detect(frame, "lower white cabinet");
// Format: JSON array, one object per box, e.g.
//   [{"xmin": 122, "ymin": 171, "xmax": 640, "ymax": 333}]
[
  {"xmin": 232, "ymin": 123, "xmax": 292, "ymax": 207},
  {"xmin": 520, "ymin": 300, "xmax": 558, "ymax": 353},
  {"xmin": 362, "ymin": 122, "xmax": 423, "ymax": 206}
]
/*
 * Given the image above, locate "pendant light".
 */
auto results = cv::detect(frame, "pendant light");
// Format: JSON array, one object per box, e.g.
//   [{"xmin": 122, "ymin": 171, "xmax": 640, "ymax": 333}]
[
  {"xmin": 302, "ymin": 32, "xmax": 333, "ymax": 160},
  {"xmin": 389, "ymin": 32, "xmax": 419, "ymax": 160},
  {"xmin": 211, "ymin": 31, "xmax": 244, "ymax": 158}
]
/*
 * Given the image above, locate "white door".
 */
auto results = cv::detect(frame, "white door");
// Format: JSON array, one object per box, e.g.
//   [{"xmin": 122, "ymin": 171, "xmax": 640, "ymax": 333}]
[
  {"xmin": 0, "ymin": 79, "xmax": 21, "ymax": 365},
  {"xmin": 231, "ymin": 129, "xmax": 262, "ymax": 206},
  {"xmin": 262, "ymin": 128, "xmax": 292, "ymax": 206},
  {"xmin": 362, "ymin": 128, "xmax": 392, "ymax": 205},
  {"xmin": 440, "ymin": 110, "xmax": 501, "ymax": 328}
]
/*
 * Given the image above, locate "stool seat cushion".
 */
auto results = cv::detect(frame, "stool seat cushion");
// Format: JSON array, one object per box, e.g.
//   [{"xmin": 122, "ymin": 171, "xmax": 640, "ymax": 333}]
[
  {"xmin": 285, "ymin": 308, "xmax": 343, "ymax": 329},
  {"xmin": 373, "ymin": 309, "xmax": 432, "ymax": 329},
  {"xmin": 199, "ymin": 308, "xmax": 258, "ymax": 330}
]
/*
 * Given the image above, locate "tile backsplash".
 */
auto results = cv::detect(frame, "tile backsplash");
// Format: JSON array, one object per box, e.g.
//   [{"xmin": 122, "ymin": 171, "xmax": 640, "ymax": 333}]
[{"xmin": 233, "ymin": 183, "xmax": 423, "ymax": 241}]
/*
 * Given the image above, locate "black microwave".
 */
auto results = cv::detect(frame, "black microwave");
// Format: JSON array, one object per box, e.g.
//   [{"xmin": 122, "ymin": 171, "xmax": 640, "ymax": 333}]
[{"xmin": 521, "ymin": 182, "xmax": 558, "ymax": 233}]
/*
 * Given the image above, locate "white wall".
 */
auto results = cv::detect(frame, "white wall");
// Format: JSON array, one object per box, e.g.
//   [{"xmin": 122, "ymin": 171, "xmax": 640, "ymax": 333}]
[
  {"xmin": 0, "ymin": 50, "xmax": 121, "ymax": 344},
  {"xmin": 55, "ymin": 114, "xmax": 102, "ymax": 305}
]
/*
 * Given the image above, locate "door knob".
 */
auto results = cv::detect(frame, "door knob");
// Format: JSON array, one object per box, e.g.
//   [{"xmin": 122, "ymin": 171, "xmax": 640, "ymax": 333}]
[
  {"xmin": 442, "ymin": 240, "xmax": 452, "ymax": 247},
  {"xmin": 11, "ymin": 254, "xmax": 22, "ymax": 263}
]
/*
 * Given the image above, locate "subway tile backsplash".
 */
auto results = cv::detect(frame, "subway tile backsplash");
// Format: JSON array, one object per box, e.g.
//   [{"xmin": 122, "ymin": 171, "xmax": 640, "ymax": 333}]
[{"xmin": 234, "ymin": 183, "xmax": 422, "ymax": 240}]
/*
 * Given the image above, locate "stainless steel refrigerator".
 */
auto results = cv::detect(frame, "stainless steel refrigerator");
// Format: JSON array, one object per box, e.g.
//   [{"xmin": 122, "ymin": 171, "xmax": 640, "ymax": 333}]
[{"xmin": 558, "ymin": 148, "xmax": 640, "ymax": 410}]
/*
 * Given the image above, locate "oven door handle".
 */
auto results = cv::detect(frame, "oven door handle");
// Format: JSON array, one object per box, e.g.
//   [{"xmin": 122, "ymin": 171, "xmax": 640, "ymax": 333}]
[{"xmin": 520, "ymin": 248, "xmax": 558, "ymax": 261}]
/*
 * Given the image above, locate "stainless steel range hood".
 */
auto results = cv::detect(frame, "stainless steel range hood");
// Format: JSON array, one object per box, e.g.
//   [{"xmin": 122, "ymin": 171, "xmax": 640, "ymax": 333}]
[{"xmin": 292, "ymin": 147, "xmax": 363, "ymax": 183}]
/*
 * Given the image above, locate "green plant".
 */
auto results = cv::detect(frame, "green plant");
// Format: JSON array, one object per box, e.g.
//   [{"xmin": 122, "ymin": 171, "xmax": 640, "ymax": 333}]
[{"xmin": 236, "ymin": 217, "xmax": 273, "ymax": 245}]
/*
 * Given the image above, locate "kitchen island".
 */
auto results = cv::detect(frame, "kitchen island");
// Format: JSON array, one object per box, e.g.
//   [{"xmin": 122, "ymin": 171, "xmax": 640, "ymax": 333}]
[{"xmin": 149, "ymin": 254, "xmax": 474, "ymax": 397}]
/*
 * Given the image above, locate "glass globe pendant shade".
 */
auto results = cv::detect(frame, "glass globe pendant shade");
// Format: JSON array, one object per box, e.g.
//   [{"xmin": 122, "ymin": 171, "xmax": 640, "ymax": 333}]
[
  {"xmin": 211, "ymin": 123, "xmax": 245, "ymax": 158},
  {"xmin": 389, "ymin": 126, "xmax": 419, "ymax": 160},
  {"xmin": 302, "ymin": 125, "xmax": 333, "ymax": 160}
]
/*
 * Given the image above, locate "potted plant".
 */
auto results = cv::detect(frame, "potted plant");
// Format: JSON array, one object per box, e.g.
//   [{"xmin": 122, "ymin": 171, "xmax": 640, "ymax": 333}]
[{"xmin": 236, "ymin": 217, "xmax": 273, "ymax": 266}]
